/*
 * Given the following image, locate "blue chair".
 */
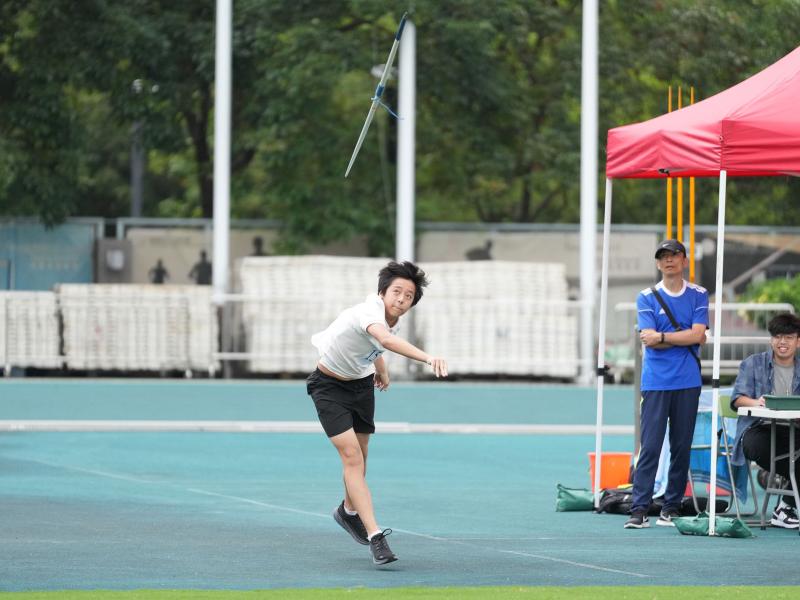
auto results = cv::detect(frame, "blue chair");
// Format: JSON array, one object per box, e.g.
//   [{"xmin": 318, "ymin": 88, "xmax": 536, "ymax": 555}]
[{"xmin": 688, "ymin": 394, "xmax": 759, "ymax": 519}]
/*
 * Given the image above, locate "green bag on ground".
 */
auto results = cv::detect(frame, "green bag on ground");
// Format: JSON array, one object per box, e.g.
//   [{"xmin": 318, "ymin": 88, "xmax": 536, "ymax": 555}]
[
  {"xmin": 673, "ymin": 512, "xmax": 753, "ymax": 538},
  {"xmin": 715, "ymin": 516, "xmax": 753, "ymax": 538},
  {"xmin": 673, "ymin": 513, "xmax": 710, "ymax": 535},
  {"xmin": 555, "ymin": 483, "xmax": 594, "ymax": 512}
]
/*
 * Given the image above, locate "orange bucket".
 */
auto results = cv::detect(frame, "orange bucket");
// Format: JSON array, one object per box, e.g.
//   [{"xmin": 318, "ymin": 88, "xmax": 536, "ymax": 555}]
[{"xmin": 588, "ymin": 451, "xmax": 632, "ymax": 491}]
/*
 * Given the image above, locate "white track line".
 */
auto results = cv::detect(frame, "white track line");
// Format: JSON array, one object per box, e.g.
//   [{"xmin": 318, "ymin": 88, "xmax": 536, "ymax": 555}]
[
  {"xmin": 186, "ymin": 488, "xmax": 333, "ymax": 519},
  {"xmin": 0, "ymin": 420, "xmax": 633, "ymax": 435},
  {"xmin": 19, "ymin": 457, "xmax": 648, "ymax": 579},
  {"xmin": 25, "ymin": 457, "xmax": 159, "ymax": 484},
  {"xmin": 499, "ymin": 549, "xmax": 649, "ymax": 578}
]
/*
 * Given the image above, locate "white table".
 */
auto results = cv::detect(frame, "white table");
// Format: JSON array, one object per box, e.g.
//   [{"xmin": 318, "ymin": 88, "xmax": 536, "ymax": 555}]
[{"xmin": 737, "ymin": 406, "xmax": 800, "ymax": 532}]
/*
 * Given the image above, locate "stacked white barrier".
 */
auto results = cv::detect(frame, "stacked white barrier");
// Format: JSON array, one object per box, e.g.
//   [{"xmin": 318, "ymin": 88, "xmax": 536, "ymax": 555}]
[
  {"xmin": 237, "ymin": 257, "xmax": 578, "ymax": 378},
  {"xmin": 415, "ymin": 262, "xmax": 578, "ymax": 378},
  {"xmin": 59, "ymin": 284, "xmax": 217, "ymax": 372},
  {"xmin": 238, "ymin": 256, "xmax": 387, "ymax": 373},
  {"xmin": 0, "ymin": 291, "xmax": 62, "ymax": 370}
]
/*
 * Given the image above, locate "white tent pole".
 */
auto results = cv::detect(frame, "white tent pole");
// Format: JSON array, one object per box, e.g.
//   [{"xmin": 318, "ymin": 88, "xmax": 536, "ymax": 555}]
[
  {"xmin": 593, "ymin": 177, "xmax": 613, "ymax": 506},
  {"xmin": 212, "ymin": 0, "xmax": 232, "ymax": 303},
  {"xmin": 579, "ymin": 0, "xmax": 599, "ymax": 385},
  {"xmin": 708, "ymin": 169, "xmax": 727, "ymax": 536},
  {"xmin": 395, "ymin": 19, "xmax": 416, "ymax": 262}
]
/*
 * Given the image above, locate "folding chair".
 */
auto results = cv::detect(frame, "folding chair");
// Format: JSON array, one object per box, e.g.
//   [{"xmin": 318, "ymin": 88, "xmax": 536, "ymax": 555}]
[{"xmin": 688, "ymin": 394, "xmax": 759, "ymax": 519}]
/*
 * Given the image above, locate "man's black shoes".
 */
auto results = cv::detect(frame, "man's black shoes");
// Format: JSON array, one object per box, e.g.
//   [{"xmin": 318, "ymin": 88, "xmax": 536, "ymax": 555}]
[
  {"xmin": 369, "ymin": 529, "xmax": 398, "ymax": 565},
  {"xmin": 333, "ymin": 501, "xmax": 369, "ymax": 545},
  {"xmin": 623, "ymin": 511, "xmax": 650, "ymax": 529}
]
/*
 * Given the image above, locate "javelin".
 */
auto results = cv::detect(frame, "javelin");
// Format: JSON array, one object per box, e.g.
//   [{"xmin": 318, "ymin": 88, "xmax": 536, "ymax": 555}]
[{"xmin": 344, "ymin": 12, "xmax": 408, "ymax": 178}]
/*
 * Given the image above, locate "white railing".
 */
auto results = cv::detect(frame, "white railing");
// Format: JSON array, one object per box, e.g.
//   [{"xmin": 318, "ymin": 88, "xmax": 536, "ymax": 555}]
[
  {"xmin": 3, "ymin": 286, "xmax": 790, "ymax": 382},
  {"xmin": 59, "ymin": 285, "xmax": 218, "ymax": 375},
  {"xmin": 215, "ymin": 294, "xmax": 589, "ymax": 379},
  {"xmin": 1, "ymin": 291, "xmax": 62, "ymax": 374},
  {"xmin": 1, "ymin": 286, "xmax": 218, "ymax": 376},
  {"xmin": 217, "ymin": 256, "xmax": 586, "ymax": 379}
]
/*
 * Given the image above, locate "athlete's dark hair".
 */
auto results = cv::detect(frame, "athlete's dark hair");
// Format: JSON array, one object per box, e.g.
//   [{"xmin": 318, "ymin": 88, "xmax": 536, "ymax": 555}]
[
  {"xmin": 767, "ymin": 313, "xmax": 800, "ymax": 337},
  {"xmin": 377, "ymin": 261, "xmax": 429, "ymax": 306}
]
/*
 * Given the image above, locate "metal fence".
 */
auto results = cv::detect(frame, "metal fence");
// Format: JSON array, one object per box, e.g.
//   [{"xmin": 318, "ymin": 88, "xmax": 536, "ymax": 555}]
[
  {"xmin": 1, "ymin": 286, "xmax": 218, "ymax": 376},
  {"xmin": 1, "ymin": 273, "xmax": 794, "ymax": 381}
]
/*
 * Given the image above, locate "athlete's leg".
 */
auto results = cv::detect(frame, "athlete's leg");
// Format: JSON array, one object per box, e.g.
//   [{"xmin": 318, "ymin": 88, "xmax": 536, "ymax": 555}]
[
  {"xmin": 344, "ymin": 432, "xmax": 371, "ymax": 511},
  {"xmin": 331, "ymin": 428, "xmax": 378, "ymax": 534}
]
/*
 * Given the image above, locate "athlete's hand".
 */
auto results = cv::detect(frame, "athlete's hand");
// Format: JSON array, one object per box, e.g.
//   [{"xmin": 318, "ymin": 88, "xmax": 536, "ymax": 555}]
[
  {"xmin": 374, "ymin": 371, "xmax": 390, "ymax": 391},
  {"xmin": 427, "ymin": 357, "xmax": 448, "ymax": 378}
]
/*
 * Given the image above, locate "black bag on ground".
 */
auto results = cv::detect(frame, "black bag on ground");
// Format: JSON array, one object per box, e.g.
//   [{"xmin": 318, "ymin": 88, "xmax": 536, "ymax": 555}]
[
  {"xmin": 595, "ymin": 487, "xmax": 633, "ymax": 514},
  {"xmin": 679, "ymin": 496, "xmax": 730, "ymax": 516},
  {"xmin": 595, "ymin": 487, "xmax": 664, "ymax": 515}
]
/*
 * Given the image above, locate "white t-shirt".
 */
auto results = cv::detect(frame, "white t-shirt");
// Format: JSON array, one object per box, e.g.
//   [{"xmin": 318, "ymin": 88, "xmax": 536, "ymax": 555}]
[{"xmin": 311, "ymin": 293, "xmax": 399, "ymax": 379}]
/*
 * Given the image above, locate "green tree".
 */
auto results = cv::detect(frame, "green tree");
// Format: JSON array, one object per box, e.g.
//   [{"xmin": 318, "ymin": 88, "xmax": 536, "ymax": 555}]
[
  {"xmin": 3, "ymin": 0, "xmax": 800, "ymax": 251},
  {"xmin": 0, "ymin": 1, "xmax": 85, "ymax": 223},
  {"xmin": 414, "ymin": 0, "xmax": 583, "ymax": 223},
  {"xmin": 740, "ymin": 276, "xmax": 800, "ymax": 328},
  {"xmin": 599, "ymin": 0, "xmax": 800, "ymax": 226}
]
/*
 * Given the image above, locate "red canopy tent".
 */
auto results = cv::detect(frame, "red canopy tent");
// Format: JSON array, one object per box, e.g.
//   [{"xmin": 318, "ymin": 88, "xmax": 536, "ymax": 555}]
[
  {"xmin": 607, "ymin": 45, "xmax": 800, "ymax": 179},
  {"xmin": 593, "ymin": 46, "xmax": 800, "ymax": 535}
]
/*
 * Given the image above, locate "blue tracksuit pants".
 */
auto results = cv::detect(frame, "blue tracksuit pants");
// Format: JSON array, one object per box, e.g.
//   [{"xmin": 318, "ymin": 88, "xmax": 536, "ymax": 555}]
[{"xmin": 631, "ymin": 387, "xmax": 701, "ymax": 513}]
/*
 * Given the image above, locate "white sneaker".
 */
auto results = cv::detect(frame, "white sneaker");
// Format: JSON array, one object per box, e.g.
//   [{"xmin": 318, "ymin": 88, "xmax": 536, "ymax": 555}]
[
  {"xmin": 656, "ymin": 508, "xmax": 680, "ymax": 527},
  {"xmin": 771, "ymin": 501, "xmax": 800, "ymax": 529}
]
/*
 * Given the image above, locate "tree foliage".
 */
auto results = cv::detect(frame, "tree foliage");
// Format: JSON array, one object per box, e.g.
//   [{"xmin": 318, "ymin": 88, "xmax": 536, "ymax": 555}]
[
  {"xmin": 1, "ymin": 0, "xmax": 799, "ymax": 250},
  {"xmin": 740, "ymin": 275, "xmax": 800, "ymax": 328}
]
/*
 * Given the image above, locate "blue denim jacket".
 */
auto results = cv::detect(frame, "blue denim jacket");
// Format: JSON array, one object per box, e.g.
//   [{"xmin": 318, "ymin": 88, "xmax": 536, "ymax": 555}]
[{"xmin": 730, "ymin": 349, "xmax": 800, "ymax": 466}]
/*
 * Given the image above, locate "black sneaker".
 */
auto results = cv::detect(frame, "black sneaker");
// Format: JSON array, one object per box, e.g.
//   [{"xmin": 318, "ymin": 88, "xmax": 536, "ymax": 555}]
[
  {"xmin": 369, "ymin": 529, "xmax": 398, "ymax": 565},
  {"xmin": 771, "ymin": 501, "xmax": 800, "ymax": 529},
  {"xmin": 657, "ymin": 508, "xmax": 680, "ymax": 527},
  {"xmin": 624, "ymin": 512, "xmax": 650, "ymax": 529},
  {"xmin": 333, "ymin": 501, "xmax": 369, "ymax": 545}
]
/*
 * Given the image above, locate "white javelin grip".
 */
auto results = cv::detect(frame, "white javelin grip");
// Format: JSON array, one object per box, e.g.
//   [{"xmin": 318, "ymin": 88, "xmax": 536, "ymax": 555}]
[{"xmin": 344, "ymin": 12, "xmax": 407, "ymax": 178}]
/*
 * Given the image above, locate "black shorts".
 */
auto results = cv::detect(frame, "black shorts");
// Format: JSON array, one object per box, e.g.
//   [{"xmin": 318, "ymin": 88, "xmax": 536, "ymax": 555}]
[{"xmin": 306, "ymin": 368, "xmax": 376, "ymax": 437}]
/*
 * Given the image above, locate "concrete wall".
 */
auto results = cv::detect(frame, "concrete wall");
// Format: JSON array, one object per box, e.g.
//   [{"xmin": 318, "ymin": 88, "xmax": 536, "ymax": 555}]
[{"xmin": 125, "ymin": 227, "xmax": 368, "ymax": 285}]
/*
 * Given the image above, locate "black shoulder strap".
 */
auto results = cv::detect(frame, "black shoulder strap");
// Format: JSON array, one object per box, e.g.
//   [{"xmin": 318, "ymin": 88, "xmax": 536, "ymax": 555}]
[
  {"xmin": 650, "ymin": 287, "xmax": 680, "ymax": 330},
  {"xmin": 650, "ymin": 286, "xmax": 702, "ymax": 371}
]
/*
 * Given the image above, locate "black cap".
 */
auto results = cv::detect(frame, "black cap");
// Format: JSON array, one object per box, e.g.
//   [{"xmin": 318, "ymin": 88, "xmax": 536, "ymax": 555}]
[{"xmin": 655, "ymin": 239, "xmax": 687, "ymax": 258}]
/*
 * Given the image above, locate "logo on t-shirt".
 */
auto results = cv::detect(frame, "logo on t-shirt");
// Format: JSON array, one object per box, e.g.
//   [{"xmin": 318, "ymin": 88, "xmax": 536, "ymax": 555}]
[{"xmin": 363, "ymin": 349, "xmax": 383, "ymax": 364}]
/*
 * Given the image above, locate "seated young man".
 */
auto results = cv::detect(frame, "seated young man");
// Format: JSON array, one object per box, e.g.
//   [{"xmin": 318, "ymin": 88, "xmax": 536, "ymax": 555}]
[{"xmin": 730, "ymin": 313, "xmax": 800, "ymax": 529}]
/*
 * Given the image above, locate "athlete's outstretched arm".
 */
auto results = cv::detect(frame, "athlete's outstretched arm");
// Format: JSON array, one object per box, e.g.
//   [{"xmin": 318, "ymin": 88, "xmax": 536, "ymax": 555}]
[{"xmin": 367, "ymin": 324, "xmax": 448, "ymax": 378}]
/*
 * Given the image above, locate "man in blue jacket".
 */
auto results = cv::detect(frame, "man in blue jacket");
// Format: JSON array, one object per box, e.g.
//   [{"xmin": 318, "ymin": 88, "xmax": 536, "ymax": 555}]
[{"xmin": 625, "ymin": 239, "xmax": 708, "ymax": 529}]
